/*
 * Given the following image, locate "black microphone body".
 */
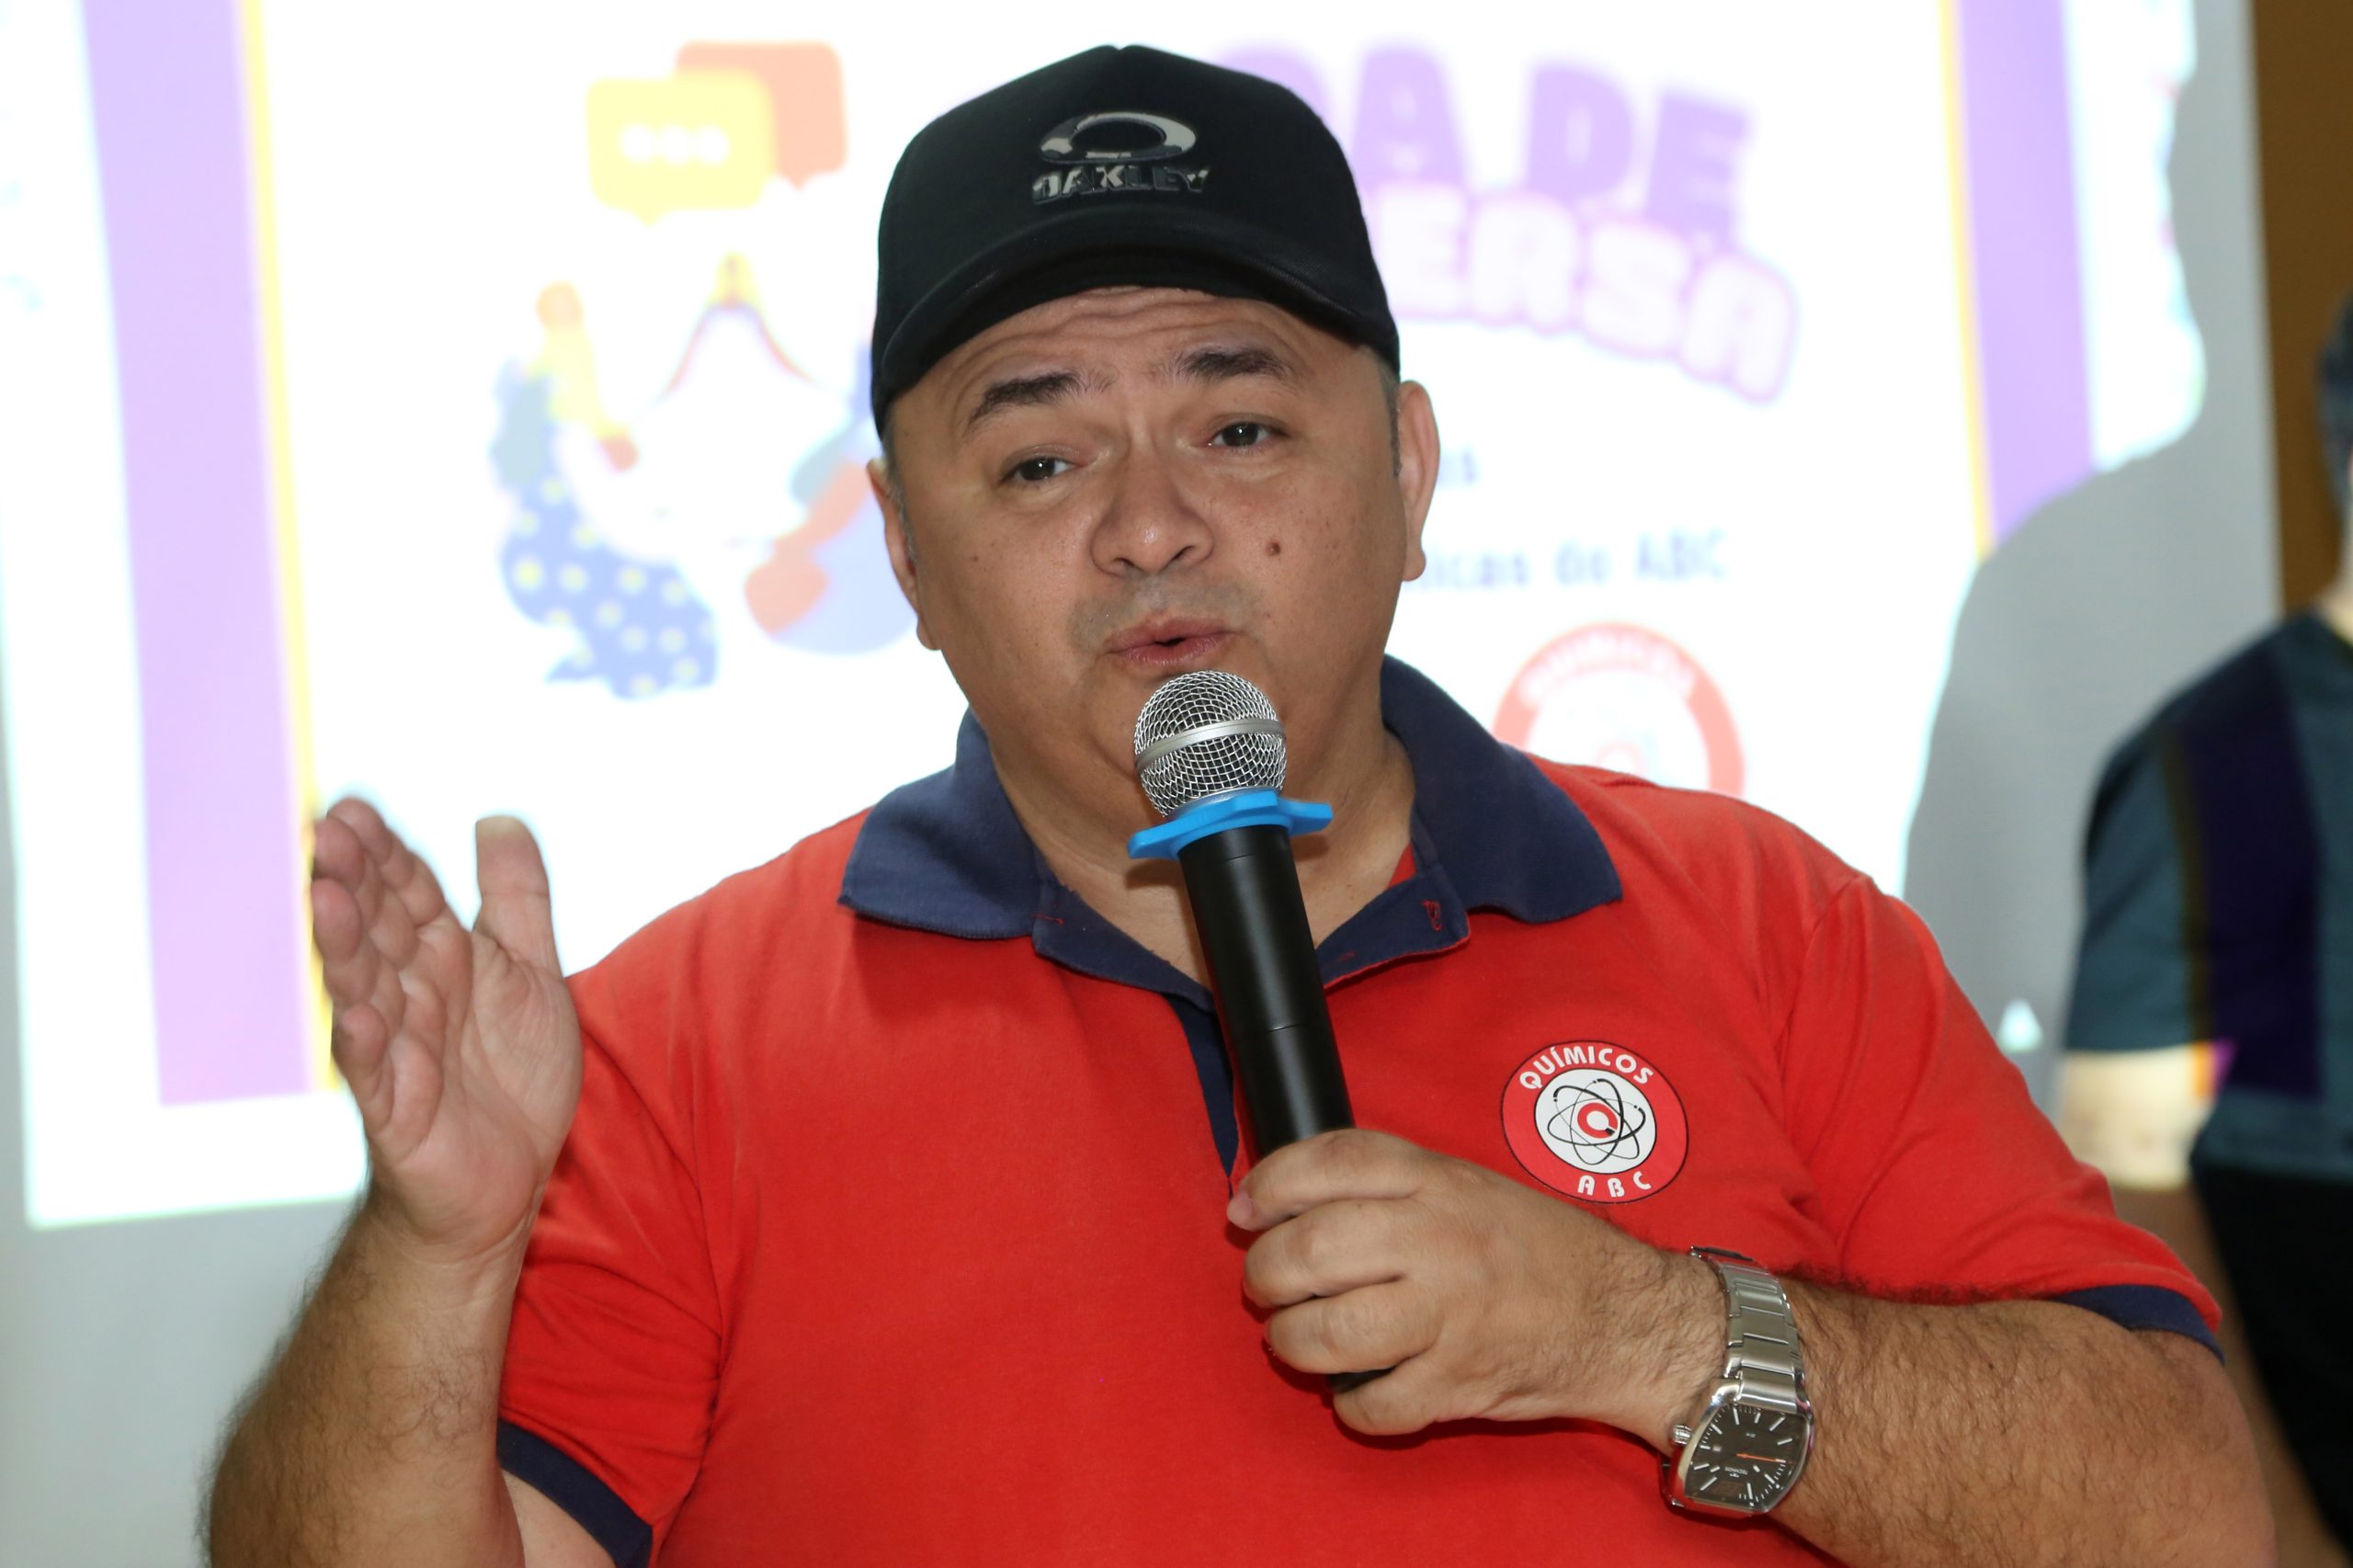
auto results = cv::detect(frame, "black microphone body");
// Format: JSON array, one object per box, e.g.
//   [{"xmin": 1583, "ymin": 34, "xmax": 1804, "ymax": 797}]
[
  {"xmin": 1128, "ymin": 668, "xmax": 1381, "ymax": 1390},
  {"xmin": 1177, "ymin": 821, "xmax": 1382, "ymax": 1394},
  {"xmin": 1176, "ymin": 823, "xmax": 1353, "ymax": 1151}
]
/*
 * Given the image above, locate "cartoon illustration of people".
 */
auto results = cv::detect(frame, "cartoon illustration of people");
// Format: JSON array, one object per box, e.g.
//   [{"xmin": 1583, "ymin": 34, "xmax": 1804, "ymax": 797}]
[
  {"xmin": 489, "ymin": 256, "xmax": 909, "ymax": 698},
  {"xmin": 490, "ymin": 283, "xmax": 718, "ymax": 699}
]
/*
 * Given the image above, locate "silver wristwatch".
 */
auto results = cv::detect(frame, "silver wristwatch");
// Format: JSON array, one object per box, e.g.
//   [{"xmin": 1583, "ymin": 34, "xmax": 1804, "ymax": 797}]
[{"xmin": 1663, "ymin": 1246, "xmax": 1815, "ymax": 1517}]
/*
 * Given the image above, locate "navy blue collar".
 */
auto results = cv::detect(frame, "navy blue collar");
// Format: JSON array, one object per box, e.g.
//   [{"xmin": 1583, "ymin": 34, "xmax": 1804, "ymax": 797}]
[{"xmin": 838, "ymin": 657, "xmax": 1622, "ymax": 1006}]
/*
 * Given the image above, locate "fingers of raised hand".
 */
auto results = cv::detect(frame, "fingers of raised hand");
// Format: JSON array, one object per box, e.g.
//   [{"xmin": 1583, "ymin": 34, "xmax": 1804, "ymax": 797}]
[
  {"xmin": 310, "ymin": 862, "xmax": 404, "ymax": 1023},
  {"xmin": 310, "ymin": 875, "xmax": 398, "ymax": 1031},
  {"xmin": 1265, "ymin": 1282, "xmax": 1437, "ymax": 1380},
  {"xmin": 312, "ymin": 815, "xmax": 449, "ymax": 1051},
  {"xmin": 309, "ymin": 867, "xmax": 366, "ymax": 967},
  {"xmin": 312, "ymin": 810, "xmax": 409, "ymax": 968},
  {"xmin": 328, "ymin": 998, "xmax": 392, "ymax": 1119},
  {"xmin": 376, "ymin": 834, "xmax": 453, "ymax": 937},
  {"xmin": 311, "ymin": 811, "xmax": 369, "ymax": 907},
  {"xmin": 472, "ymin": 815, "xmax": 560, "ymax": 974},
  {"xmin": 322, "ymin": 798, "xmax": 451, "ymax": 930}
]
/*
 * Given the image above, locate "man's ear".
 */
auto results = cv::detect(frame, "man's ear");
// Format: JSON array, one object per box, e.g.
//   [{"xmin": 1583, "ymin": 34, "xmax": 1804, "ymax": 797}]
[
  {"xmin": 870, "ymin": 457, "xmax": 938, "ymax": 652},
  {"xmin": 1393, "ymin": 381, "xmax": 1440, "ymax": 583}
]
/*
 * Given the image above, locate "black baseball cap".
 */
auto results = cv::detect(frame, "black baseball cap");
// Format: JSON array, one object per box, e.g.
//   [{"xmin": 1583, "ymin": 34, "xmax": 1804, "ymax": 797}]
[{"xmin": 870, "ymin": 45, "xmax": 1399, "ymax": 429}]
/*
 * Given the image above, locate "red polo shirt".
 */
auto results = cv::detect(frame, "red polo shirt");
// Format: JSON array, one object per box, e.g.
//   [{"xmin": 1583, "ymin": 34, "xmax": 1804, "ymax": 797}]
[{"xmin": 497, "ymin": 658, "xmax": 2214, "ymax": 1566}]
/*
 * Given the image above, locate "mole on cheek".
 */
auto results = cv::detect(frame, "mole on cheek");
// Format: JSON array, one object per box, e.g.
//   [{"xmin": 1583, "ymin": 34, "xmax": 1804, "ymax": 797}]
[{"xmin": 1266, "ymin": 540, "xmax": 1283, "ymax": 557}]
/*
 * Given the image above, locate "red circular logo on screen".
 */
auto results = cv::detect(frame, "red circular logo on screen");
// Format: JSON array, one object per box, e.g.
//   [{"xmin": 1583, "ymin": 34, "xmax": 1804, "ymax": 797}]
[
  {"xmin": 1501, "ymin": 1040, "xmax": 1688, "ymax": 1203},
  {"xmin": 1492, "ymin": 623, "xmax": 1743, "ymax": 795}
]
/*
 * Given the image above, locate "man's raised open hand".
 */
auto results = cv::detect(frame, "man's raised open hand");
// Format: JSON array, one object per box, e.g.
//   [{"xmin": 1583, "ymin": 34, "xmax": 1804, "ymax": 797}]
[{"xmin": 311, "ymin": 798, "xmax": 580, "ymax": 1263}]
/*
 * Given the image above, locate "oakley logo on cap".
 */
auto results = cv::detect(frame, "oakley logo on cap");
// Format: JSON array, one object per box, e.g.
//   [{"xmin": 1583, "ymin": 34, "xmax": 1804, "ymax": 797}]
[
  {"xmin": 1039, "ymin": 110, "xmax": 1197, "ymax": 163},
  {"xmin": 1032, "ymin": 108, "xmax": 1210, "ymax": 203}
]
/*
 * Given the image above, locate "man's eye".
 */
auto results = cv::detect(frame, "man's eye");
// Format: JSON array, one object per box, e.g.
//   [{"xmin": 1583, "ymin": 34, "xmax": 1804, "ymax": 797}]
[
  {"xmin": 1008, "ymin": 455, "xmax": 1072, "ymax": 483},
  {"xmin": 1211, "ymin": 421, "xmax": 1272, "ymax": 449}
]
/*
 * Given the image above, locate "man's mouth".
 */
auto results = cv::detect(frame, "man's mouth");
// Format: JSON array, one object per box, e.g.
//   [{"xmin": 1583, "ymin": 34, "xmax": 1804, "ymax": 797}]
[{"xmin": 1108, "ymin": 618, "xmax": 1234, "ymax": 670}]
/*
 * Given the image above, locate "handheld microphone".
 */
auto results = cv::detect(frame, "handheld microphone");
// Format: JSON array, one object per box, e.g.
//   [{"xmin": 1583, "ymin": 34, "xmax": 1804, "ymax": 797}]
[
  {"xmin": 1127, "ymin": 670, "xmax": 1352, "ymax": 1150},
  {"xmin": 1127, "ymin": 672, "xmax": 1384, "ymax": 1392}
]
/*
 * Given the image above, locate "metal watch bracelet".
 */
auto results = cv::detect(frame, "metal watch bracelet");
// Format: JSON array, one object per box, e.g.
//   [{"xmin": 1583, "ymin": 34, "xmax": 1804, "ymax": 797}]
[{"xmin": 1691, "ymin": 1245, "xmax": 1807, "ymax": 1415}]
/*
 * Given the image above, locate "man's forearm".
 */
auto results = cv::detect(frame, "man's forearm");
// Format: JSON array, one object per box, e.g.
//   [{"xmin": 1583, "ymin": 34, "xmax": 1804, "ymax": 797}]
[
  {"xmin": 2110, "ymin": 1184, "xmax": 2347, "ymax": 1566},
  {"xmin": 1764, "ymin": 1279, "xmax": 2270, "ymax": 1567},
  {"xmin": 207, "ymin": 1193, "xmax": 530, "ymax": 1568}
]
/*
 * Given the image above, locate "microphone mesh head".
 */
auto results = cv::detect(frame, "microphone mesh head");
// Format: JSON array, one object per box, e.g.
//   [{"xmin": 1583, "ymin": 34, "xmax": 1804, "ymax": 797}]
[{"xmin": 1133, "ymin": 670, "xmax": 1287, "ymax": 817}]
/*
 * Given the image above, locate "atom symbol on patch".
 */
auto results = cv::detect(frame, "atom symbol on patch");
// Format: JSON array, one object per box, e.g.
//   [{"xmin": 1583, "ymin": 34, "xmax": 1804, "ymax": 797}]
[{"xmin": 1544, "ymin": 1077, "xmax": 1650, "ymax": 1168}]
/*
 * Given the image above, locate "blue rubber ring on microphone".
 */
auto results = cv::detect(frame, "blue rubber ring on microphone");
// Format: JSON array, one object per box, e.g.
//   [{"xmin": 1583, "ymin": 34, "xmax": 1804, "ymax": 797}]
[{"xmin": 1127, "ymin": 789, "xmax": 1335, "ymax": 861}]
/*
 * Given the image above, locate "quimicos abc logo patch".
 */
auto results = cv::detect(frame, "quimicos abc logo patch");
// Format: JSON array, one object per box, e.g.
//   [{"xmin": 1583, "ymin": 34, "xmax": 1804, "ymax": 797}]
[{"xmin": 1502, "ymin": 1040, "xmax": 1688, "ymax": 1203}]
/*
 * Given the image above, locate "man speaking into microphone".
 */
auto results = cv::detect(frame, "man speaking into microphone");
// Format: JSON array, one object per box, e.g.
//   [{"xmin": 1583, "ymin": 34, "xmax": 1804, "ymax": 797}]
[{"xmin": 209, "ymin": 45, "xmax": 2268, "ymax": 1567}]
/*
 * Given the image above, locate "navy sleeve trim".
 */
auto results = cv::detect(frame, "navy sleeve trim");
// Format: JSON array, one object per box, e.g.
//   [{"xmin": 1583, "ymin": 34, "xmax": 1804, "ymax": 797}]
[
  {"xmin": 2050, "ymin": 1285, "xmax": 2221, "ymax": 1360},
  {"xmin": 498, "ymin": 1420, "xmax": 654, "ymax": 1568}
]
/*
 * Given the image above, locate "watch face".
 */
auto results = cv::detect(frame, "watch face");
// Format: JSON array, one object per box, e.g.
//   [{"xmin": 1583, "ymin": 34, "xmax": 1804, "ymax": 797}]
[{"xmin": 1684, "ymin": 1404, "xmax": 1805, "ymax": 1510}]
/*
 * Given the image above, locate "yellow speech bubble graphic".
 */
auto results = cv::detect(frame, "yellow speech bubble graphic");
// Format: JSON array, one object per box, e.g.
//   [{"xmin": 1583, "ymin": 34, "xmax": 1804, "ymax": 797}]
[{"xmin": 586, "ymin": 74, "xmax": 776, "ymax": 222}]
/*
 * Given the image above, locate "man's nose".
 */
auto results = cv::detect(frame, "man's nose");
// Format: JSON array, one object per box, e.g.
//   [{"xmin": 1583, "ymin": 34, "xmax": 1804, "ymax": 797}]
[{"xmin": 1088, "ymin": 446, "xmax": 1215, "ymax": 578}]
